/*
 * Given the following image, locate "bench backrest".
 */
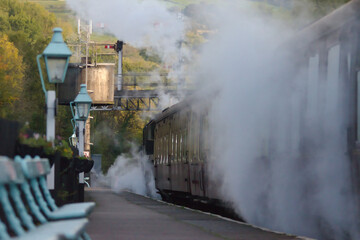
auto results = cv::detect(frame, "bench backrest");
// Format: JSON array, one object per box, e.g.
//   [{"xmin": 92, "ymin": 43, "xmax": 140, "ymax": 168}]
[
  {"xmin": 0, "ymin": 156, "xmax": 27, "ymax": 237},
  {"xmin": 14, "ymin": 156, "xmax": 49, "ymax": 224},
  {"xmin": 0, "ymin": 155, "xmax": 90, "ymax": 240},
  {"xmin": 0, "ymin": 156, "xmax": 18, "ymax": 183},
  {"xmin": 17, "ymin": 155, "xmax": 49, "ymax": 179},
  {"xmin": 15, "ymin": 156, "xmax": 59, "ymax": 214}
]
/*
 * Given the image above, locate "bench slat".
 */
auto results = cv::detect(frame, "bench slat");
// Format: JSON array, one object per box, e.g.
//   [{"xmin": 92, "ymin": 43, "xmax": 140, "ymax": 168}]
[
  {"xmin": 0, "ymin": 156, "xmax": 90, "ymax": 240},
  {"xmin": 9, "ymin": 183, "xmax": 36, "ymax": 230},
  {"xmin": 21, "ymin": 157, "xmax": 95, "ymax": 220},
  {"xmin": 0, "ymin": 185, "xmax": 25, "ymax": 236}
]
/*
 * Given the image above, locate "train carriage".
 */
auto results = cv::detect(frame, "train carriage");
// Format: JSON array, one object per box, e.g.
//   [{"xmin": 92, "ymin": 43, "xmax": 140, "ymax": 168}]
[
  {"xmin": 290, "ymin": 0, "xmax": 360, "ymax": 195},
  {"xmin": 144, "ymin": 0, "xmax": 360, "ymax": 208},
  {"xmin": 143, "ymin": 95, "xmax": 214, "ymax": 200}
]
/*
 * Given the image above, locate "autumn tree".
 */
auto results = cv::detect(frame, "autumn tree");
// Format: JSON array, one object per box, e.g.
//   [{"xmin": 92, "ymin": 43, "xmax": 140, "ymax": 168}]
[
  {"xmin": 0, "ymin": 34, "xmax": 24, "ymax": 118},
  {"xmin": 91, "ymin": 110, "xmax": 146, "ymax": 173},
  {"xmin": 0, "ymin": 0, "xmax": 74, "ymax": 135}
]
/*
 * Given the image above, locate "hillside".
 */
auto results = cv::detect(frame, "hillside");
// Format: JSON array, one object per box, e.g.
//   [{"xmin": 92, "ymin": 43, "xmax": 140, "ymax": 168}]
[{"xmin": 24, "ymin": 0, "xmax": 73, "ymax": 20}]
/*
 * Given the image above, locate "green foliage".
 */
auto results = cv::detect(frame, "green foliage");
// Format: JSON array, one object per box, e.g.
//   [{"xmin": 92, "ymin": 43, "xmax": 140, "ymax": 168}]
[
  {"xmin": 139, "ymin": 49, "xmax": 162, "ymax": 64},
  {"xmin": 18, "ymin": 124, "xmax": 75, "ymax": 156},
  {"xmin": 0, "ymin": 0, "xmax": 75, "ymax": 138},
  {"xmin": 0, "ymin": 0, "xmax": 58, "ymax": 132},
  {"xmin": 21, "ymin": 0, "xmax": 74, "ymax": 22},
  {"xmin": 56, "ymin": 105, "xmax": 74, "ymax": 142},
  {"xmin": 55, "ymin": 140, "xmax": 73, "ymax": 159},
  {"xmin": 122, "ymin": 45, "xmax": 160, "ymax": 73},
  {"xmin": 123, "ymin": 59, "xmax": 158, "ymax": 73},
  {"xmin": 185, "ymin": 31, "xmax": 206, "ymax": 49},
  {"xmin": 252, "ymin": 2, "xmax": 292, "ymax": 20},
  {"xmin": 20, "ymin": 135, "xmax": 45, "ymax": 147},
  {"xmin": 20, "ymin": 135, "xmax": 55, "ymax": 155},
  {"xmin": 307, "ymin": 0, "xmax": 350, "ymax": 17},
  {"xmin": 0, "ymin": 34, "xmax": 24, "ymax": 118},
  {"xmin": 91, "ymin": 111, "xmax": 146, "ymax": 173},
  {"xmin": 19, "ymin": 127, "xmax": 73, "ymax": 158}
]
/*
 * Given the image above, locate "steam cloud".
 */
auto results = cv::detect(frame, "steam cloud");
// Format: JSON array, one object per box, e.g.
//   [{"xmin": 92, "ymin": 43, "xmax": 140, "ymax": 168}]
[
  {"xmin": 66, "ymin": 0, "xmax": 186, "ymax": 66},
  {"xmin": 68, "ymin": 0, "xmax": 359, "ymax": 239},
  {"xmin": 200, "ymin": 2, "xmax": 359, "ymax": 240},
  {"xmin": 66, "ymin": 0, "xmax": 189, "ymax": 110},
  {"xmin": 90, "ymin": 123, "xmax": 159, "ymax": 199},
  {"xmin": 105, "ymin": 146, "xmax": 160, "ymax": 199}
]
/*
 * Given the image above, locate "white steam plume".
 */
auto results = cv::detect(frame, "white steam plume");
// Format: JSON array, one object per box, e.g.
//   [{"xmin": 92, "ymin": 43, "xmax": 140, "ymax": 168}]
[
  {"xmin": 66, "ymin": 0, "xmax": 190, "ymax": 110},
  {"xmin": 199, "ymin": 2, "xmax": 359, "ymax": 240},
  {"xmin": 68, "ymin": 0, "xmax": 359, "ymax": 238},
  {"xmin": 66, "ymin": 0, "xmax": 186, "ymax": 65},
  {"xmin": 67, "ymin": 0, "xmax": 185, "ymax": 198},
  {"xmin": 95, "ymin": 144, "xmax": 160, "ymax": 199}
]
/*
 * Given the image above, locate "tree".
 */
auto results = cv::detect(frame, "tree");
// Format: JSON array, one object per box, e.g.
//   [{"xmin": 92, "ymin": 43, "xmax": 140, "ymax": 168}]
[
  {"xmin": 0, "ymin": 0, "xmax": 74, "ymax": 134},
  {"xmin": 0, "ymin": 34, "xmax": 24, "ymax": 118},
  {"xmin": 91, "ymin": 110, "xmax": 146, "ymax": 173}
]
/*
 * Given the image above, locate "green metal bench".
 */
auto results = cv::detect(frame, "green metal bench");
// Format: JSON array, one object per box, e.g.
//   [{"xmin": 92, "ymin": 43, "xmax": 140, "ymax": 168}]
[
  {"xmin": 14, "ymin": 156, "xmax": 95, "ymax": 220},
  {"xmin": 0, "ymin": 156, "xmax": 89, "ymax": 240}
]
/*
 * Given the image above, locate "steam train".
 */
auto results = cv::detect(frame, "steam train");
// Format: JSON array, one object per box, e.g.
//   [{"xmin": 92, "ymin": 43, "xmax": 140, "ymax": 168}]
[
  {"xmin": 143, "ymin": 0, "xmax": 360, "ymax": 205},
  {"xmin": 143, "ymin": 95, "xmax": 218, "ymax": 201}
]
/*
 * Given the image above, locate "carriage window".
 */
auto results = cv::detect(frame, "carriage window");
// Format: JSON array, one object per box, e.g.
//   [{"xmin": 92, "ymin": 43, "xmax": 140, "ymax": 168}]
[
  {"xmin": 189, "ymin": 115, "xmax": 194, "ymax": 162},
  {"xmin": 157, "ymin": 137, "xmax": 159, "ymax": 164},
  {"xmin": 164, "ymin": 137, "xmax": 166, "ymax": 164},
  {"xmin": 200, "ymin": 115, "xmax": 208, "ymax": 162},
  {"xmin": 178, "ymin": 132, "xmax": 183, "ymax": 162},
  {"xmin": 160, "ymin": 136, "xmax": 162, "ymax": 164},
  {"xmin": 156, "ymin": 127, "xmax": 159, "ymax": 163},
  {"xmin": 170, "ymin": 133, "xmax": 173, "ymax": 163},
  {"xmin": 160, "ymin": 137, "xmax": 163, "ymax": 164},
  {"xmin": 348, "ymin": 53, "xmax": 352, "ymax": 75},
  {"xmin": 326, "ymin": 45, "xmax": 340, "ymax": 116},
  {"xmin": 183, "ymin": 131, "xmax": 187, "ymax": 162},
  {"xmin": 357, "ymin": 72, "xmax": 360, "ymax": 142},
  {"xmin": 166, "ymin": 135, "xmax": 169, "ymax": 164},
  {"xmin": 155, "ymin": 136, "xmax": 158, "ymax": 164},
  {"xmin": 192, "ymin": 114, "xmax": 199, "ymax": 161},
  {"xmin": 307, "ymin": 54, "xmax": 319, "ymax": 118},
  {"xmin": 163, "ymin": 136, "xmax": 165, "ymax": 164},
  {"xmin": 175, "ymin": 134, "xmax": 178, "ymax": 162},
  {"xmin": 171, "ymin": 133, "xmax": 174, "ymax": 163}
]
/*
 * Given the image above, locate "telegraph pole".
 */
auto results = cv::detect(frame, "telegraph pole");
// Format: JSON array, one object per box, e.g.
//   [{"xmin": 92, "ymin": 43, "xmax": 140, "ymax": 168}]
[
  {"xmin": 77, "ymin": 19, "xmax": 93, "ymax": 158},
  {"xmin": 115, "ymin": 40, "xmax": 124, "ymax": 91}
]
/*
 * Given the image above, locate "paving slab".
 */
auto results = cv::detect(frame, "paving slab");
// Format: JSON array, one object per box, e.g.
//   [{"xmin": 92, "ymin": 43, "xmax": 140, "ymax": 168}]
[{"xmin": 84, "ymin": 187, "xmax": 309, "ymax": 240}]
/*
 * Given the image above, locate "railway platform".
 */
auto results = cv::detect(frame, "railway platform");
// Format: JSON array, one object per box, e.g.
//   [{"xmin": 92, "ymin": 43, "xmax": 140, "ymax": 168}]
[{"xmin": 84, "ymin": 187, "xmax": 310, "ymax": 240}]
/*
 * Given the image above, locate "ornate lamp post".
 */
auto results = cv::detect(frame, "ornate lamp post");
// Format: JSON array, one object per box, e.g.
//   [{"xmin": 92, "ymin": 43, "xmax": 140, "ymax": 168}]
[
  {"xmin": 37, "ymin": 27, "xmax": 72, "ymax": 141},
  {"xmin": 37, "ymin": 28, "xmax": 72, "ymax": 189},
  {"xmin": 70, "ymin": 84, "xmax": 93, "ymax": 124},
  {"xmin": 70, "ymin": 84, "xmax": 92, "ymax": 187},
  {"xmin": 70, "ymin": 84, "xmax": 93, "ymax": 156}
]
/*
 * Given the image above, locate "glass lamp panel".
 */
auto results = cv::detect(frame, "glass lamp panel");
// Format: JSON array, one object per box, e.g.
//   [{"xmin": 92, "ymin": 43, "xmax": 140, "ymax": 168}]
[
  {"xmin": 71, "ymin": 134, "xmax": 78, "ymax": 146},
  {"xmin": 72, "ymin": 138, "xmax": 77, "ymax": 146},
  {"xmin": 47, "ymin": 57, "xmax": 67, "ymax": 83},
  {"xmin": 77, "ymin": 103, "xmax": 89, "ymax": 119}
]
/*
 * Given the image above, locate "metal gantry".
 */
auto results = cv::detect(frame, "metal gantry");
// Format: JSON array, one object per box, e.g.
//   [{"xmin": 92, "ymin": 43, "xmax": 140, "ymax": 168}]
[
  {"xmin": 69, "ymin": 33, "xmax": 192, "ymax": 112},
  {"xmin": 91, "ymin": 72, "xmax": 192, "ymax": 111}
]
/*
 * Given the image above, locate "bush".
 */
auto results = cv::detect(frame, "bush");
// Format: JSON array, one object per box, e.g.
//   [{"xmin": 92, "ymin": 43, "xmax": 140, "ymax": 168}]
[{"xmin": 55, "ymin": 140, "xmax": 73, "ymax": 159}]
